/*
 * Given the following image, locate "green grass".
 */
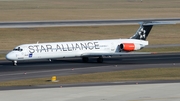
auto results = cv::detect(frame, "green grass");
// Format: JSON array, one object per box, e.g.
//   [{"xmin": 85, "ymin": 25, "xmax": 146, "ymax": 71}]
[{"xmin": 0, "ymin": 67, "xmax": 180, "ymax": 87}]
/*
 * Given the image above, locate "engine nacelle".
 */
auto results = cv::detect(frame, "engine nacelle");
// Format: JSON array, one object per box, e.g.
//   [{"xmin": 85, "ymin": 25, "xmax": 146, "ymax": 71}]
[{"xmin": 119, "ymin": 43, "xmax": 142, "ymax": 52}]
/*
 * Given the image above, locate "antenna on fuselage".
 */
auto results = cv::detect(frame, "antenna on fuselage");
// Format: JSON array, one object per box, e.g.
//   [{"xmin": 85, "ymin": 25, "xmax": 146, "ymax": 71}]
[{"xmin": 37, "ymin": 41, "xmax": 39, "ymax": 44}]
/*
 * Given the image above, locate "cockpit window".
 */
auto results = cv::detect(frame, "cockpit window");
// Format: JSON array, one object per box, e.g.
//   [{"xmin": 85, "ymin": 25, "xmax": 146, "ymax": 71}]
[
  {"xmin": 13, "ymin": 47, "xmax": 23, "ymax": 51},
  {"xmin": 13, "ymin": 49, "xmax": 18, "ymax": 51}
]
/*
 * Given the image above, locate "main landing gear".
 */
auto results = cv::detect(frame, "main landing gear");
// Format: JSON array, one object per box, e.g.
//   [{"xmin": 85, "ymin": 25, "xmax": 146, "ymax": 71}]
[
  {"xmin": 82, "ymin": 56, "xmax": 103, "ymax": 63},
  {"xmin": 97, "ymin": 57, "xmax": 103, "ymax": 63},
  {"xmin": 13, "ymin": 60, "xmax": 17, "ymax": 66},
  {"xmin": 82, "ymin": 57, "xmax": 89, "ymax": 63}
]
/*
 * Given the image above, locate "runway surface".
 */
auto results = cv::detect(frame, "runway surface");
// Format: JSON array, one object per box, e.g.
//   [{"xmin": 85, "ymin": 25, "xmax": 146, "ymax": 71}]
[
  {"xmin": 0, "ymin": 18, "xmax": 180, "ymax": 28},
  {"xmin": 0, "ymin": 53, "xmax": 180, "ymax": 82}
]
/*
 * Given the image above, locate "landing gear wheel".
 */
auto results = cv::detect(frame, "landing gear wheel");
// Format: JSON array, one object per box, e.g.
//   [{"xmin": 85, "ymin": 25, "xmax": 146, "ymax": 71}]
[
  {"xmin": 48, "ymin": 59, "xmax": 52, "ymax": 62},
  {"xmin": 82, "ymin": 57, "xmax": 89, "ymax": 63},
  {"xmin": 13, "ymin": 61, "xmax": 17, "ymax": 66},
  {"xmin": 97, "ymin": 57, "xmax": 103, "ymax": 63}
]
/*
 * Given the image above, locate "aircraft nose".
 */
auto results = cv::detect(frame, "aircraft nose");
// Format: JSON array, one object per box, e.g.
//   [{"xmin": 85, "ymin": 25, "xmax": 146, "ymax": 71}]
[{"xmin": 6, "ymin": 52, "xmax": 16, "ymax": 61}]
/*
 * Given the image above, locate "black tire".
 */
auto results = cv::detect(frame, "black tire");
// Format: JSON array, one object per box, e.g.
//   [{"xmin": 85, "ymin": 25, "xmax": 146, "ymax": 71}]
[
  {"xmin": 82, "ymin": 57, "xmax": 89, "ymax": 63},
  {"xmin": 97, "ymin": 57, "xmax": 103, "ymax": 63}
]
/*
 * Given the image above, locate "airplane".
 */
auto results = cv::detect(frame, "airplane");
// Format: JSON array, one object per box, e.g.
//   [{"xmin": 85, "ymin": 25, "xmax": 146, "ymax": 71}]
[{"xmin": 6, "ymin": 21, "xmax": 174, "ymax": 66}]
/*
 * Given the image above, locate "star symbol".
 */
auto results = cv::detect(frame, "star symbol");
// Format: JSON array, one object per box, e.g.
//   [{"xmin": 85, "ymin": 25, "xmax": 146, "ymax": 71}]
[{"xmin": 138, "ymin": 28, "xmax": 146, "ymax": 39}]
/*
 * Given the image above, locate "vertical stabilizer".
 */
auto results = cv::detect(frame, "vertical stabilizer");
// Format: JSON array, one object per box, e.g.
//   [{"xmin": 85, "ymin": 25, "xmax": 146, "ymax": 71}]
[
  {"xmin": 130, "ymin": 22, "xmax": 153, "ymax": 40},
  {"xmin": 130, "ymin": 21, "xmax": 176, "ymax": 40}
]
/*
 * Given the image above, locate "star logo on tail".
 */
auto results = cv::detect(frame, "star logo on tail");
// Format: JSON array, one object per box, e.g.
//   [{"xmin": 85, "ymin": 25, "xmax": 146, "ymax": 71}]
[{"xmin": 138, "ymin": 28, "xmax": 146, "ymax": 39}]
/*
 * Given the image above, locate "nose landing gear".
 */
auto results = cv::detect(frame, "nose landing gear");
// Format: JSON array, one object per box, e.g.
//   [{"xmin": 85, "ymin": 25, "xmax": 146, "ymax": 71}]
[
  {"xmin": 13, "ymin": 60, "xmax": 17, "ymax": 66},
  {"xmin": 48, "ymin": 59, "xmax": 52, "ymax": 62}
]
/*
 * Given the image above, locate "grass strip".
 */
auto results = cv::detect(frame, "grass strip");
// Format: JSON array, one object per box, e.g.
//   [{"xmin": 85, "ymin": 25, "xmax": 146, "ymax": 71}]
[
  {"xmin": 0, "ymin": 67, "xmax": 180, "ymax": 87},
  {"xmin": 0, "ymin": 54, "xmax": 6, "ymax": 60},
  {"xmin": 0, "ymin": 0, "xmax": 180, "ymax": 21},
  {"xmin": 138, "ymin": 47, "xmax": 180, "ymax": 52}
]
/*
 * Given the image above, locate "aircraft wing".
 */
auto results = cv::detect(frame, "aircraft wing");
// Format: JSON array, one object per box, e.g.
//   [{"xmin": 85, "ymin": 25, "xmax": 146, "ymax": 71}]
[{"xmin": 81, "ymin": 52, "xmax": 154, "ymax": 57}]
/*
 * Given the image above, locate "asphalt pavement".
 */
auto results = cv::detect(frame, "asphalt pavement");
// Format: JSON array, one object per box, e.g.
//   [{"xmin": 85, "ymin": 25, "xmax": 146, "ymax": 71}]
[{"xmin": 0, "ymin": 53, "xmax": 179, "ymax": 82}]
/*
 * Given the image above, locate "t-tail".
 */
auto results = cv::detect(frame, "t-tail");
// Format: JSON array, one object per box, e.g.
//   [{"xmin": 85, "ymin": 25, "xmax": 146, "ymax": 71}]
[
  {"xmin": 130, "ymin": 21, "xmax": 176, "ymax": 40},
  {"xmin": 130, "ymin": 22, "xmax": 153, "ymax": 40}
]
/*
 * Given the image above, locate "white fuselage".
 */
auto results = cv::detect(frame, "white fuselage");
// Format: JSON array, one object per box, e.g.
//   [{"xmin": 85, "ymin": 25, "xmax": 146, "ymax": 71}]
[{"xmin": 6, "ymin": 39, "xmax": 148, "ymax": 61}]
